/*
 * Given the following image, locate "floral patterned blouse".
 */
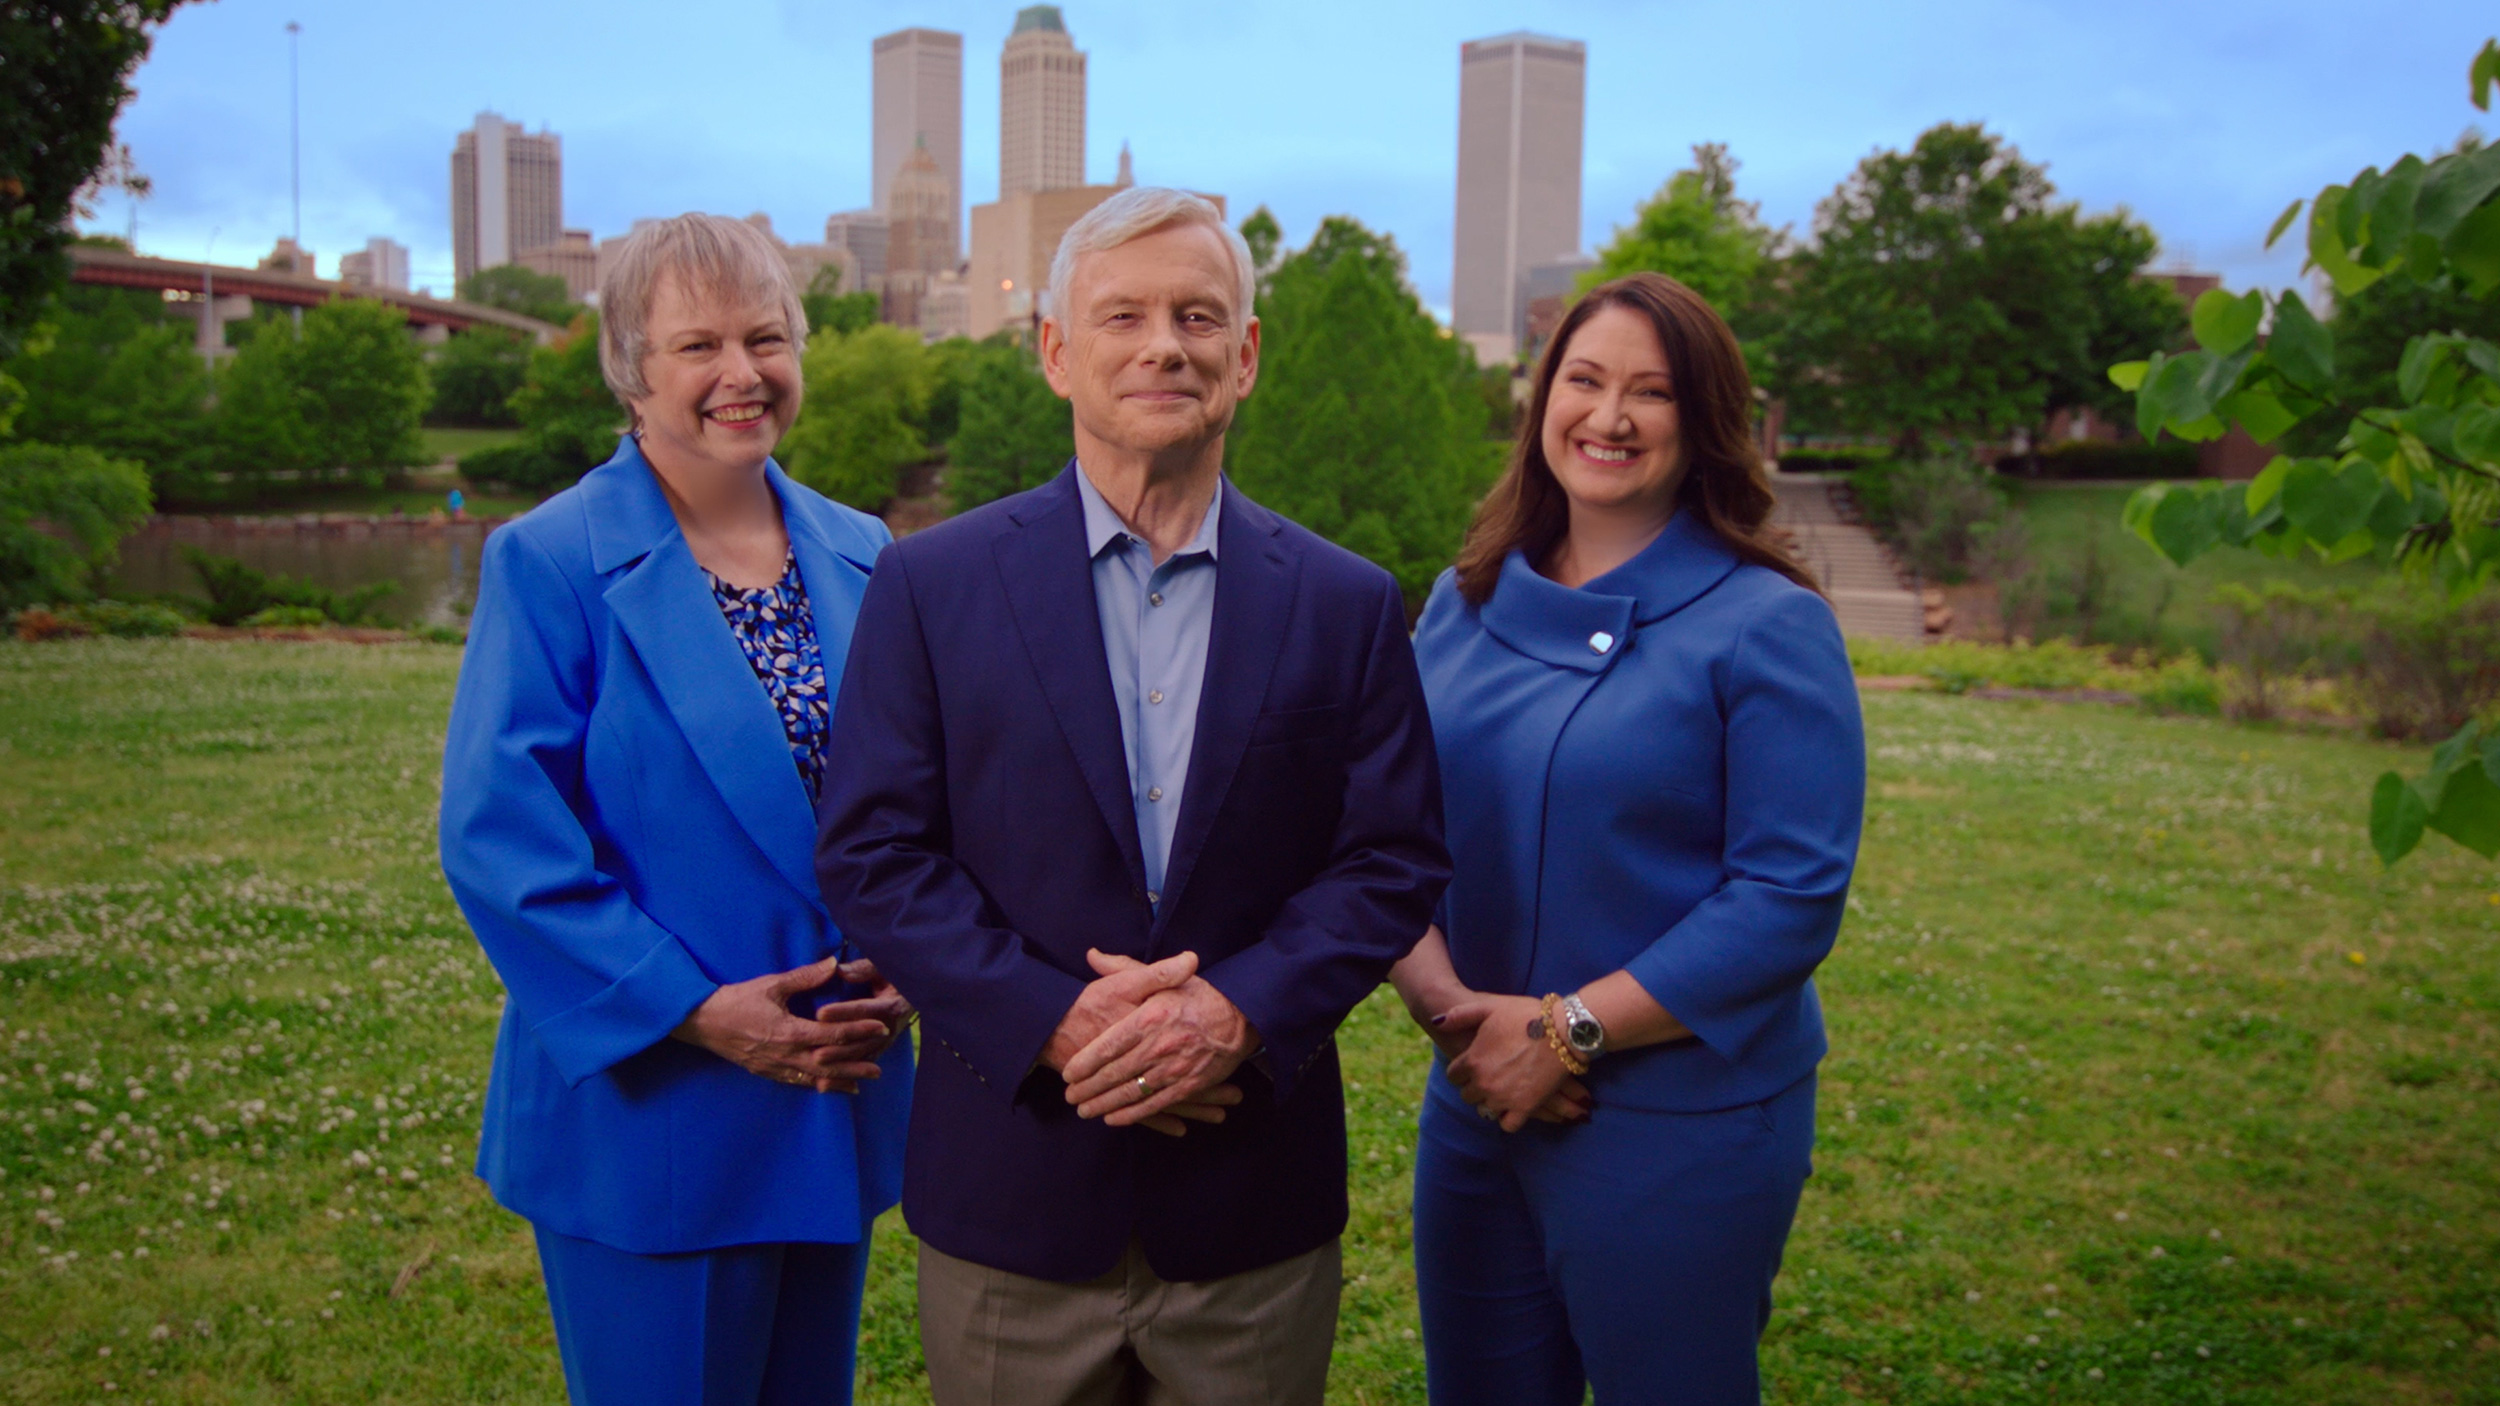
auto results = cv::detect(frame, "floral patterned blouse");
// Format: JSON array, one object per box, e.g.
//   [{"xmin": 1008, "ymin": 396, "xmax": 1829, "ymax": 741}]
[{"xmin": 704, "ymin": 549, "xmax": 832, "ymax": 802}]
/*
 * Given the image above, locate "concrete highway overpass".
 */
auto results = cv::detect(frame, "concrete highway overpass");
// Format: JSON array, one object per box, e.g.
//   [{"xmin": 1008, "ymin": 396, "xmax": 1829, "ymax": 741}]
[{"xmin": 67, "ymin": 245, "xmax": 565, "ymax": 349}]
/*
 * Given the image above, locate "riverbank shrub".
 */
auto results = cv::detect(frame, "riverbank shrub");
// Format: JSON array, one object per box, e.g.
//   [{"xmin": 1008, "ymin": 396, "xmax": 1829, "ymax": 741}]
[
  {"xmin": 179, "ymin": 546, "xmax": 396, "ymax": 626},
  {"xmin": 1850, "ymin": 454, "xmax": 2014, "ymax": 582},
  {"xmin": 10, "ymin": 598, "xmax": 187, "ymax": 639},
  {"xmin": 0, "ymin": 441, "xmax": 153, "ymax": 608}
]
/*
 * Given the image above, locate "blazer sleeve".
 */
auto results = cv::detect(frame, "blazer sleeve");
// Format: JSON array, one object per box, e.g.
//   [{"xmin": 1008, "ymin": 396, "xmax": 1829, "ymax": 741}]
[
  {"xmin": 1200, "ymin": 574, "xmax": 1451, "ymax": 1100},
  {"xmin": 439, "ymin": 525, "xmax": 719, "ymax": 1087},
  {"xmin": 814, "ymin": 546, "xmax": 1088, "ymax": 1097},
  {"xmin": 1622, "ymin": 588, "xmax": 1864, "ymax": 1065}
]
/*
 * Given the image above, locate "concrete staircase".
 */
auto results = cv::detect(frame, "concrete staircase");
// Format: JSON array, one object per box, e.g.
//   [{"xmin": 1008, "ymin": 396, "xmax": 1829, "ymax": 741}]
[{"xmin": 1768, "ymin": 474, "xmax": 1926, "ymax": 642}]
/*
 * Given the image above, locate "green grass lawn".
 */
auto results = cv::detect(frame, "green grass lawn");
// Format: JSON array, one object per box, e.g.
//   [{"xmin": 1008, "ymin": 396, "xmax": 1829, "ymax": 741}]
[
  {"xmin": 1, "ymin": 641, "xmax": 2494, "ymax": 1403},
  {"xmin": 2004, "ymin": 484, "xmax": 2387, "ymax": 657},
  {"xmin": 417, "ymin": 427, "xmax": 525, "ymax": 467}
]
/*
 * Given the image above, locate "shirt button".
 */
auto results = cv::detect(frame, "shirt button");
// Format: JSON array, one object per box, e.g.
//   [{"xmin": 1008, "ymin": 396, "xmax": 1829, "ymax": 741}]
[
  {"xmin": 1149, "ymin": 592, "xmax": 1165, "ymax": 607},
  {"xmin": 1148, "ymin": 689, "xmax": 1164, "ymax": 705},
  {"xmin": 1589, "ymin": 630, "xmax": 1615, "ymax": 654},
  {"xmin": 1146, "ymin": 890, "xmax": 1161, "ymax": 905},
  {"xmin": 1147, "ymin": 786, "xmax": 1163, "ymax": 802}
]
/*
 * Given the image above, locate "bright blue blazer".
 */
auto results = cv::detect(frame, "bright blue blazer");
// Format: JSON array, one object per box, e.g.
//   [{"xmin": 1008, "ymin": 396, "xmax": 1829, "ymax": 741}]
[
  {"xmin": 1412, "ymin": 511, "xmax": 1865, "ymax": 1113},
  {"xmin": 439, "ymin": 436, "xmax": 911, "ymax": 1255},
  {"xmin": 815, "ymin": 465, "xmax": 1450, "ymax": 1283}
]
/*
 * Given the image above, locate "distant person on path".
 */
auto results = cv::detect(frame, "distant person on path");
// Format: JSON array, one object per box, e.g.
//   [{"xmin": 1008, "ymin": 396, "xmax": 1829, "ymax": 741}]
[
  {"xmin": 447, "ymin": 486, "xmax": 466, "ymax": 521},
  {"xmin": 814, "ymin": 186, "xmax": 1450, "ymax": 1406},
  {"xmin": 1390, "ymin": 272, "xmax": 1866, "ymax": 1405},
  {"xmin": 439, "ymin": 213, "xmax": 911, "ymax": 1406}
]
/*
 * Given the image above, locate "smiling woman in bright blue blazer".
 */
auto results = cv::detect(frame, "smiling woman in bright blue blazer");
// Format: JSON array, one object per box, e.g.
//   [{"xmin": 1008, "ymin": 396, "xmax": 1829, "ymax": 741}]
[{"xmin": 438, "ymin": 439, "xmax": 910, "ymax": 1254}]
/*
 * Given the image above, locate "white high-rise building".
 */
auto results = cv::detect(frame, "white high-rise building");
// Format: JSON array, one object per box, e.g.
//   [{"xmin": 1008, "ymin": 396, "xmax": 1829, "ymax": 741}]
[
  {"xmin": 451, "ymin": 112, "xmax": 563, "ymax": 286},
  {"xmin": 1451, "ymin": 32, "xmax": 1585, "ymax": 363},
  {"xmin": 999, "ymin": 6, "xmax": 1085, "ymax": 197},
  {"xmin": 338, "ymin": 237, "xmax": 410, "ymax": 291},
  {"xmin": 873, "ymin": 28, "xmax": 962, "ymax": 264}
]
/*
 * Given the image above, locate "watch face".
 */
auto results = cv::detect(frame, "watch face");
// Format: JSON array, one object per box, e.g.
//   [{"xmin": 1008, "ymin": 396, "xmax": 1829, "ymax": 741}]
[{"xmin": 1568, "ymin": 1017, "xmax": 1603, "ymax": 1051}]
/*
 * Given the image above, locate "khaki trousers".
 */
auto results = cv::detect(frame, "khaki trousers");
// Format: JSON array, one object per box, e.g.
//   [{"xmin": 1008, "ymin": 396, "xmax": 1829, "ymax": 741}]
[{"xmin": 915, "ymin": 1237, "xmax": 1341, "ymax": 1406}]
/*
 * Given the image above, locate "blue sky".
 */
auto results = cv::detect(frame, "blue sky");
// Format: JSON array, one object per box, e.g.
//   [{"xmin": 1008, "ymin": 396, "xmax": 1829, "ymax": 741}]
[{"xmin": 89, "ymin": 0, "xmax": 2495, "ymax": 316}]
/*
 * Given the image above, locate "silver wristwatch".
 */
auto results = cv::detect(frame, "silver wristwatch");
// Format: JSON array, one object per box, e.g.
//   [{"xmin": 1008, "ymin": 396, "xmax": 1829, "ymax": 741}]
[{"xmin": 1557, "ymin": 992, "xmax": 1606, "ymax": 1059}]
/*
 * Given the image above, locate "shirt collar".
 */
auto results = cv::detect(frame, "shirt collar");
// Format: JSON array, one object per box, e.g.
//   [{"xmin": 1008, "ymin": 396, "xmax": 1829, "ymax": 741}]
[{"xmin": 1075, "ymin": 465, "xmax": 1223, "ymax": 563}]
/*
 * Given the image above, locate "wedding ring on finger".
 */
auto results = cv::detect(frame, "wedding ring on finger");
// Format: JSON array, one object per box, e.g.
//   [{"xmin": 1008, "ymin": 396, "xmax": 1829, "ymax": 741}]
[{"xmin": 1135, "ymin": 1076, "xmax": 1154, "ymax": 1101}]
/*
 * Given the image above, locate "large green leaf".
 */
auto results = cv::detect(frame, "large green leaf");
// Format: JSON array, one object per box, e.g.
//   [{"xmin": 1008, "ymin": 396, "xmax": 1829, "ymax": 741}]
[
  {"xmin": 2359, "ymin": 156, "xmax": 2427, "ymax": 268},
  {"xmin": 2245, "ymin": 454, "xmax": 2293, "ymax": 512},
  {"xmin": 2456, "ymin": 405, "xmax": 2500, "ymax": 464},
  {"xmin": 2121, "ymin": 483, "xmax": 2163, "ymax": 547},
  {"xmin": 2266, "ymin": 199, "xmax": 2305, "ymax": 249},
  {"xmin": 2398, "ymin": 333, "xmax": 2455, "ymax": 404},
  {"xmin": 2370, "ymin": 772, "xmax": 2428, "ymax": 866},
  {"xmin": 2107, "ymin": 360, "xmax": 2149, "ymax": 392},
  {"xmin": 2427, "ymin": 759, "xmax": 2500, "ymax": 857},
  {"xmin": 2134, "ymin": 351, "xmax": 2178, "ymax": 440},
  {"xmin": 2312, "ymin": 188, "xmax": 2388, "ymax": 296},
  {"xmin": 2147, "ymin": 483, "xmax": 2223, "ymax": 565},
  {"xmin": 2265, "ymin": 292, "xmax": 2336, "ymax": 393},
  {"xmin": 2280, "ymin": 458, "xmax": 2383, "ymax": 544},
  {"xmin": 2217, "ymin": 385, "xmax": 2302, "ymax": 444},
  {"xmin": 2191, "ymin": 288, "xmax": 2264, "ymax": 355},
  {"xmin": 2447, "ymin": 196, "xmax": 2500, "ymax": 296},
  {"xmin": 2474, "ymin": 37, "xmax": 2500, "ymax": 112}
]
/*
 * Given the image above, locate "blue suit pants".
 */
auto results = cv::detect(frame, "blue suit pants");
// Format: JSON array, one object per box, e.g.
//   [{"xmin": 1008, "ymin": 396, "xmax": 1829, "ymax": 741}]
[
  {"xmin": 534, "ymin": 1224, "xmax": 873, "ymax": 1406},
  {"xmin": 1412, "ymin": 1070, "xmax": 1814, "ymax": 1406}
]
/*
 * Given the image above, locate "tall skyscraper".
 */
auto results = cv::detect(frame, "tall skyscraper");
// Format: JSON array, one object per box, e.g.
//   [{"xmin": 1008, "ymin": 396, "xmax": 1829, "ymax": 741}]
[
  {"xmin": 1451, "ymin": 32, "xmax": 1584, "ymax": 363},
  {"xmin": 450, "ymin": 112, "xmax": 563, "ymax": 286},
  {"xmin": 873, "ymin": 28, "xmax": 963, "ymax": 264},
  {"xmin": 884, "ymin": 140, "xmax": 955, "ymax": 328},
  {"xmin": 999, "ymin": 6, "xmax": 1085, "ymax": 197}
]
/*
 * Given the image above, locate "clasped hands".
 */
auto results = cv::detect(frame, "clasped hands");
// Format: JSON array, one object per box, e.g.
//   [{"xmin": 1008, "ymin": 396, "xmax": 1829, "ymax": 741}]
[
  {"xmin": 1434, "ymin": 995, "xmax": 1592, "ymax": 1134},
  {"xmin": 674, "ymin": 954, "xmax": 913, "ymax": 1094},
  {"xmin": 1045, "ymin": 949, "xmax": 1255, "ymax": 1138}
]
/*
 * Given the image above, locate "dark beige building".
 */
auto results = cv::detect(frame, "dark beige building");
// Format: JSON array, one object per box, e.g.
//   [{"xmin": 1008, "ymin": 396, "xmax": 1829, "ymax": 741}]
[
  {"xmin": 883, "ymin": 142, "xmax": 956, "ymax": 329},
  {"xmin": 1000, "ymin": 6, "xmax": 1086, "ymax": 197},
  {"xmin": 967, "ymin": 168, "xmax": 1222, "ymax": 342},
  {"xmin": 874, "ymin": 28, "xmax": 963, "ymax": 267},
  {"xmin": 338, "ymin": 237, "xmax": 410, "ymax": 291},
  {"xmin": 451, "ymin": 112, "xmax": 563, "ymax": 286},
  {"xmin": 517, "ymin": 229, "xmax": 597, "ymax": 300},
  {"xmin": 1452, "ymin": 32, "xmax": 1584, "ymax": 364}
]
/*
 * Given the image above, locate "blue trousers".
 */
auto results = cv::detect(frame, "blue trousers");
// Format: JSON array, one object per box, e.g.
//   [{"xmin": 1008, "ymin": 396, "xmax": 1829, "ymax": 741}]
[
  {"xmin": 1411, "ymin": 1070, "xmax": 1814, "ymax": 1406},
  {"xmin": 533, "ymin": 1224, "xmax": 873, "ymax": 1406}
]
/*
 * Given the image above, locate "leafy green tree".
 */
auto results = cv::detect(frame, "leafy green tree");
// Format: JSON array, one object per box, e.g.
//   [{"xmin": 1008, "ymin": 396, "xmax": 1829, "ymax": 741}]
[
  {"xmin": 426, "ymin": 328, "xmax": 529, "ymax": 427},
  {"xmin": 457, "ymin": 265, "xmax": 576, "ymax": 326},
  {"xmin": 947, "ymin": 334, "xmax": 1074, "ymax": 511},
  {"xmin": 205, "ymin": 299, "xmax": 429, "ymax": 491},
  {"xmin": 464, "ymin": 315, "xmax": 620, "ymax": 492},
  {"xmin": 290, "ymin": 298, "xmax": 430, "ymax": 480},
  {"xmin": 777, "ymin": 323, "xmax": 932, "ymax": 512},
  {"xmin": 0, "ymin": 441, "xmax": 152, "ymax": 608},
  {"xmin": 1584, "ymin": 143, "xmax": 1778, "ymax": 317},
  {"xmin": 2113, "ymin": 40, "xmax": 2500, "ymax": 865},
  {"xmin": 0, "ymin": 1, "xmax": 193, "ymax": 359},
  {"xmin": 1240, "ymin": 206, "xmax": 1283, "ymax": 289},
  {"xmin": 1, "ymin": 282, "xmax": 214, "ymax": 498},
  {"xmin": 1769, "ymin": 123, "xmax": 2182, "ymax": 450},
  {"xmin": 1226, "ymin": 216, "xmax": 1501, "ymax": 607},
  {"xmin": 805, "ymin": 291, "xmax": 881, "ymax": 339}
]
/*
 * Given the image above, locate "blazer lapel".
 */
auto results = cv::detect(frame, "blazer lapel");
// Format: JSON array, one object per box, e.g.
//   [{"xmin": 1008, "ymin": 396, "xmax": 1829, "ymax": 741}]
[
  {"xmin": 993, "ymin": 466, "xmax": 1148, "ymax": 889},
  {"xmin": 1153, "ymin": 485, "xmax": 1298, "ymax": 928},
  {"xmin": 599, "ymin": 465, "xmax": 825, "ymax": 906}
]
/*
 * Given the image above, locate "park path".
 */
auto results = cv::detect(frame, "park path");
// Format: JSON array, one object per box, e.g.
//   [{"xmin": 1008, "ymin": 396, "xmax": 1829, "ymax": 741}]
[{"xmin": 1768, "ymin": 473, "xmax": 1927, "ymax": 642}]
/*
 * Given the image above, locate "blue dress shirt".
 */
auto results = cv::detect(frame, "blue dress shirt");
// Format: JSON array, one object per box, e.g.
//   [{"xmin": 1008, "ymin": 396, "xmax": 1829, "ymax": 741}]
[{"xmin": 1076, "ymin": 468, "xmax": 1222, "ymax": 903}]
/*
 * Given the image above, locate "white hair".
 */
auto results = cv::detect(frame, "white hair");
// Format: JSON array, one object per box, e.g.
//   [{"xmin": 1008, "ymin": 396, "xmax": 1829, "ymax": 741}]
[
  {"xmin": 1043, "ymin": 186, "xmax": 1257, "ymax": 330},
  {"xmin": 597, "ymin": 213, "xmax": 809, "ymax": 402}
]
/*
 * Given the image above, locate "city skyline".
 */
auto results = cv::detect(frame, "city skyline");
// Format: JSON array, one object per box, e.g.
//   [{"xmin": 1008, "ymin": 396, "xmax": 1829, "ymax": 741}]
[
  {"xmin": 1451, "ymin": 31, "xmax": 1585, "ymax": 363},
  {"xmin": 80, "ymin": 0, "xmax": 2494, "ymax": 314}
]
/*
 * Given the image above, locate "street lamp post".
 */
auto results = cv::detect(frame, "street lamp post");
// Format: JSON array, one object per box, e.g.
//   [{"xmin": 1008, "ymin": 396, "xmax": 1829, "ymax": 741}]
[{"xmin": 201, "ymin": 226, "xmax": 221, "ymax": 372}]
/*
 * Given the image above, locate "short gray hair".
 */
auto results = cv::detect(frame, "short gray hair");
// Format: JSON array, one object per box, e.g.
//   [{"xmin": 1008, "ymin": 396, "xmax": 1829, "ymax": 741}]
[
  {"xmin": 598, "ymin": 213, "xmax": 810, "ymax": 402},
  {"xmin": 1043, "ymin": 186, "xmax": 1256, "ymax": 330}
]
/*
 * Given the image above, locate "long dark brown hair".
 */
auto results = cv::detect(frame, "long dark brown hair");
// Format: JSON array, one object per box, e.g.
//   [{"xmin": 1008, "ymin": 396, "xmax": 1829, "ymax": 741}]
[{"xmin": 1454, "ymin": 272, "xmax": 1819, "ymax": 605}]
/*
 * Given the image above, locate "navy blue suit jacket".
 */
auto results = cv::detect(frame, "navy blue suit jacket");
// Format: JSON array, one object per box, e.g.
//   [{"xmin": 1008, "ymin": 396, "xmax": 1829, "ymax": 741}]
[{"xmin": 816, "ymin": 465, "xmax": 1449, "ymax": 1283}]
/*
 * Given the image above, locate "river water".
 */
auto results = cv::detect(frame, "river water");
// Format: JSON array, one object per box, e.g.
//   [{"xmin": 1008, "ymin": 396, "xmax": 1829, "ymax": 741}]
[{"xmin": 110, "ymin": 516, "xmax": 493, "ymax": 627}]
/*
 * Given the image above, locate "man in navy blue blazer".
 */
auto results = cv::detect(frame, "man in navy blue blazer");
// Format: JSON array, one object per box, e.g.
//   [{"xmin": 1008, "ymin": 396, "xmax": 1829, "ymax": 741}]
[{"xmin": 815, "ymin": 187, "xmax": 1449, "ymax": 1404}]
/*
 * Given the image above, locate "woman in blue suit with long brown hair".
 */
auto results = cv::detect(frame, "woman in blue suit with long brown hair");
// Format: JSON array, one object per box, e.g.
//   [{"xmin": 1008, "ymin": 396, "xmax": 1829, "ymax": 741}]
[
  {"xmin": 439, "ymin": 213, "xmax": 910, "ymax": 1404},
  {"xmin": 1391, "ymin": 272, "xmax": 1865, "ymax": 1404}
]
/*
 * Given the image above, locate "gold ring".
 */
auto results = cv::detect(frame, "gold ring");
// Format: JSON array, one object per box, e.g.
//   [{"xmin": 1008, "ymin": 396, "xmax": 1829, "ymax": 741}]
[{"xmin": 1135, "ymin": 1076, "xmax": 1153, "ymax": 1100}]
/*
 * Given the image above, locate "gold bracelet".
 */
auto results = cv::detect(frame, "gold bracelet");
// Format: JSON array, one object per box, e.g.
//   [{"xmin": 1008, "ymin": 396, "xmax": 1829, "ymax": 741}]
[{"xmin": 1540, "ymin": 993, "xmax": 1590, "ymax": 1076}]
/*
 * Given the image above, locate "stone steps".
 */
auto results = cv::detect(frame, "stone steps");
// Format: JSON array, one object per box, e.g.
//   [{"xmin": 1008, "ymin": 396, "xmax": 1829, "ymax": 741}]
[{"xmin": 1767, "ymin": 474, "xmax": 1927, "ymax": 643}]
